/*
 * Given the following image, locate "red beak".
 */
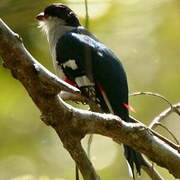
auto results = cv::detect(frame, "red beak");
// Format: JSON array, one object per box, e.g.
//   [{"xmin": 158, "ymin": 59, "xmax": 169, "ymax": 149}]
[{"xmin": 36, "ymin": 12, "xmax": 49, "ymax": 21}]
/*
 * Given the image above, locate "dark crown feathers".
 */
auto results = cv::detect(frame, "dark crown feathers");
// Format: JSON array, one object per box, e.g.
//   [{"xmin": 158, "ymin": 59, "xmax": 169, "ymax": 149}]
[{"xmin": 44, "ymin": 4, "xmax": 80, "ymax": 27}]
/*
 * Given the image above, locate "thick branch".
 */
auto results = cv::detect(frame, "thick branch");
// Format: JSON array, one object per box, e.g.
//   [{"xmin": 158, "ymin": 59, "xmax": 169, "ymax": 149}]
[
  {"xmin": 64, "ymin": 104, "xmax": 180, "ymax": 177},
  {"xmin": 0, "ymin": 18, "xmax": 97, "ymax": 180},
  {"xmin": 60, "ymin": 91, "xmax": 179, "ymax": 152},
  {"xmin": 0, "ymin": 19, "xmax": 180, "ymax": 179}
]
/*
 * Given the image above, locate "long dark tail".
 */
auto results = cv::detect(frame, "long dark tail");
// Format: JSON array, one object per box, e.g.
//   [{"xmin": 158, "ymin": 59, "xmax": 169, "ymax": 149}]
[{"xmin": 123, "ymin": 144, "xmax": 147, "ymax": 179}]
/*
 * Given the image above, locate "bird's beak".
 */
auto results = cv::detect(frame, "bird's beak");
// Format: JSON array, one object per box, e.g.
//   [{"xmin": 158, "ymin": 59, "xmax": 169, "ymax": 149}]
[{"xmin": 36, "ymin": 12, "xmax": 49, "ymax": 21}]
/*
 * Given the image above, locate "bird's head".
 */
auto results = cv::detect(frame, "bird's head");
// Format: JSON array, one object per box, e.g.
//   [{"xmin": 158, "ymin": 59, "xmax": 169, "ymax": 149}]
[{"xmin": 36, "ymin": 4, "xmax": 80, "ymax": 33}]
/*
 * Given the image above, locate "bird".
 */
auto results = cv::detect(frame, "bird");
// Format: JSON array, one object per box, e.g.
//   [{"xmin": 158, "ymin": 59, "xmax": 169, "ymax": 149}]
[{"xmin": 36, "ymin": 3, "xmax": 147, "ymax": 178}]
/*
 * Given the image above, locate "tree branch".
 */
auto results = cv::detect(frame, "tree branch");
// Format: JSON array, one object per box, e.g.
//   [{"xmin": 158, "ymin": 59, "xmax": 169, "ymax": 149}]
[
  {"xmin": 149, "ymin": 103, "xmax": 180, "ymax": 129},
  {"xmin": 60, "ymin": 91, "xmax": 180, "ymax": 153},
  {"xmin": 0, "ymin": 19, "xmax": 180, "ymax": 179}
]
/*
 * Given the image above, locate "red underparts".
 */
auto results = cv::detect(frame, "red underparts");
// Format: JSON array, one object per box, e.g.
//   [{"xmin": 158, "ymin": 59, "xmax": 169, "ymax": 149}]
[{"xmin": 64, "ymin": 77, "xmax": 77, "ymax": 87}]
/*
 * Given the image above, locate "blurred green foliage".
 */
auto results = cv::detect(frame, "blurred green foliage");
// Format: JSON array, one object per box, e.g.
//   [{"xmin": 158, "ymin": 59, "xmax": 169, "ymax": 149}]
[{"xmin": 0, "ymin": 0, "xmax": 179, "ymax": 179}]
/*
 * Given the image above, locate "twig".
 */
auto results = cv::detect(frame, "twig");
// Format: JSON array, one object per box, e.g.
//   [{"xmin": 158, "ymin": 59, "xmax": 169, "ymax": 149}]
[
  {"xmin": 149, "ymin": 103, "xmax": 180, "ymax": 129},
  {"xmin": 156, "ymin": 123, "xmax": 180, "ymax": 146},
  {"xmin": 142, "ymin": 161, "xmax": 164, "ymax": 180},
  {"xmin": 82, "ymin": 3, "xmax": 98, "ymax": 174},
  {"xmin": 87, "ymin": 134, "xmax": 93, "ymax": 157},
  {"xmin": 174, "ymin": 103, "xmax": 180, "ymax": 116},
  {"xmin": 84, "ymin": 0, "xmax": 89, "ymax": 29},
  {"xmin": 76, "ymin": 165, "xmax": 79, "ymax": 180},
  {"xmin": 130, "ymin": 91, "xmax": 173, "ymax": 109}
]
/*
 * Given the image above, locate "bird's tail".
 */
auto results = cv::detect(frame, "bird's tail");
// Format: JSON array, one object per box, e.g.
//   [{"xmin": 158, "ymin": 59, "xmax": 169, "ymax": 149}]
[{"xmin": 123, "ymin": 144, "xmax": 147, "ymax": 179}]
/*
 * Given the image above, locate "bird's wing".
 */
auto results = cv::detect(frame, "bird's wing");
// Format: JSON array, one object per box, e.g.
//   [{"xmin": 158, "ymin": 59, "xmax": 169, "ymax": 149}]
[
  {"xmin": 56, "ymin": 31, "xmax": 129, "ymax": 118},
  {"xmin": 55, "ymin": 31, "xmax": 100, "ymax": 86}
]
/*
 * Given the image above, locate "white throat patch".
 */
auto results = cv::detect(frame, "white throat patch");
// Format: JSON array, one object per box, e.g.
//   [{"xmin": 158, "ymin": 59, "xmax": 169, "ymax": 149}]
[
  {"xmin": 38, "ymin": 16, "xmax": 66, "ymax": 35},
  {"xmin": 38, "ymin": 16, "xmax": 75, "ymax": 50}
]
